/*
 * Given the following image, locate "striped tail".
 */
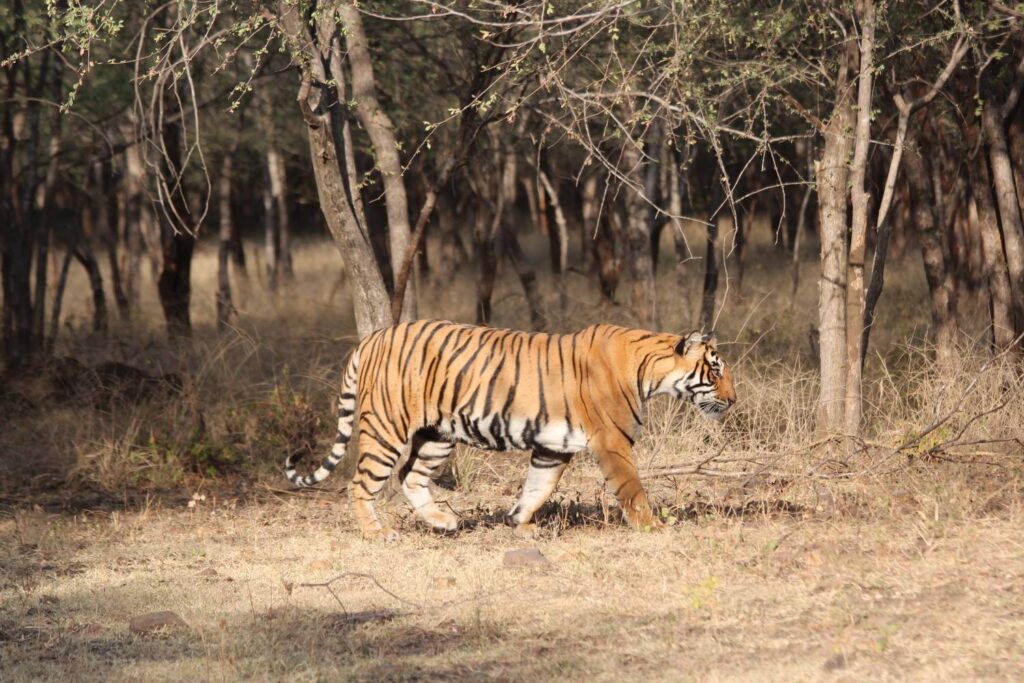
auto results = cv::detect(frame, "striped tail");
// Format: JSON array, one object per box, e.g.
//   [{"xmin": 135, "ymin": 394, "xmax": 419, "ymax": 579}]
[{"xmin": 284, "ymin": 349, "xmax": 359, "ymax": 487}]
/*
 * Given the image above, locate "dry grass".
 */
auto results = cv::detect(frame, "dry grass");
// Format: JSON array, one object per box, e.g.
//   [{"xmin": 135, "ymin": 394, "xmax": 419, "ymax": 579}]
[{"xmin": 2, "ymin": 222, "xmax": 1023, "ymax": 680}]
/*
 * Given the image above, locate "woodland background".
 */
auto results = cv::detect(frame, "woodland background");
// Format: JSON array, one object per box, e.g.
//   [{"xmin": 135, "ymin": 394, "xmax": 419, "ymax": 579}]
[{"xmin": 2, "ymin": 2, "xmax": 1024, "ymax": 680}]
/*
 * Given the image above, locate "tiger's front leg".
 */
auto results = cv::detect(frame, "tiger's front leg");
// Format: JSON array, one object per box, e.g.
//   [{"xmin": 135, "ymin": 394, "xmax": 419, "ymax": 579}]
[
  {"xmin": 590, "ymin": 432, "xmax": 660, "ymax": 530},
  {"xmin": 506, "ymin": 449, "xmax": 573, "ymax": 534}
]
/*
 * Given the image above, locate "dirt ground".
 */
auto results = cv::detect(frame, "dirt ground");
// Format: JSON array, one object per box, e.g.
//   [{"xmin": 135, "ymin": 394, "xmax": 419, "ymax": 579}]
[
  {"xmin": 3, "ymin": 235, "xmax": 1023, "ymax": 681},
  {"xmin": 3, "ymin": 460, "xmax": 1023, "ymax": 682}
]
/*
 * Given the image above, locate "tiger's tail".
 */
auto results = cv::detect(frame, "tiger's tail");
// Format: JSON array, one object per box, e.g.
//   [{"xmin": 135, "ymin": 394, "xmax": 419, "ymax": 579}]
[{"xmin": 284, "ymin": 349, "xmax": 360, "ymax": 487}]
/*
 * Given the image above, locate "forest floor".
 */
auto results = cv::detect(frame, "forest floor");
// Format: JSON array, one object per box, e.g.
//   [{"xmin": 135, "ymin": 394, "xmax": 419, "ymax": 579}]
[
  {"xmin": 2, "ymin": 464, "xmax": 1023, "ymax": 681},
  {"xmin": 2, "ymin": 232, "xmax": 1023, "ymax": 680}
]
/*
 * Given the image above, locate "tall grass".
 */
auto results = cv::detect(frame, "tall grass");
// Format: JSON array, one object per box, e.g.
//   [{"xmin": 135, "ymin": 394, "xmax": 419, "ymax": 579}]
[{"xmin": 1, "ymin": 223, "xmax": 1020, "ymax": 515}]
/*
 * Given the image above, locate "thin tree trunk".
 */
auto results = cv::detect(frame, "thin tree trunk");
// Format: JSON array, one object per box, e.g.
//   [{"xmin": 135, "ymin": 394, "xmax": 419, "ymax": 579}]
[
  {"xmin": 1009, "ymin": 107, "xmax": 1024, "ymax": 221},
  {"xmin": 844, "ymin": 0, "xmax": 875, "ymax": 436},
  {"xmin": 32, "ymin": 126, "xmax": 60, "ymax": 344},
  {"xmin": 122, "ymin": 134, "xmax": 156, "ymax": 310},
  {"xmin": 970, "ymin": 157, "xmax": 1016, "ymax": 350},
  {"xmin": 47, "ymin": 246, "xmax": 74, "ymax": 354},
  {"xmin": 262, "ymin": 155, "xmax": 279, "ymax": 292},
  {"xmin": 791, "ymin": 182, "xmax": 813, "ymax": 300},
  {"xmin": 904, "ymin": 142, "xmax": 958, "ymax": 361},
  {"xmin": 698, "ymin": 217, "xmax": 719, "ymax": 331},
  {"xmin": 277, "ymin": 0, "xmax": 393, "ymax": 337},
  {"xmin": 581, "ymin": 173, "xmax": 600, "ymax": 275},
  {"xmin": 216, "ymin": 153, "xmax": 234, "ymax": 331},
  {"xmin": 490, "ymin": 147, "xmax": 545, "ymax": 329},
  {"xmin": 816, "ymin": 44, "xmax": 856, "ymax": 434},
  {"xmin": 622, "ymin": 143, "xmax": 657, "ymax": 329},
  {"xmin": 338, "ymin": 2, "xmax": 416, "ymax": 321},
  {"xmin": 75, "ymin": 244, "xmax": 108, "ymax": 334},
  {"xmin": 156, "ymin": 120, "xmax": 195, "ymax": 339},
  {"xmin": 474, "ymin": 194, "xmax": 500, "ymax": 325},
  {"xmin": 733, "ymin": 211, "xmax": 747, "ymax": 296},
  {"xmin": 96, "ymin": 160, "xmax": 129, "ymax": 321},
  {"xmin": 269, "ymin": 148, "xmax": 292, "ymax": 280},
  {"xmin": 983, "ymin": 104, "xmax": 1024, "ymax": 336},
  {"xmin": 539, "ymin": 169, "xmax": 569, "ymax": 318}
]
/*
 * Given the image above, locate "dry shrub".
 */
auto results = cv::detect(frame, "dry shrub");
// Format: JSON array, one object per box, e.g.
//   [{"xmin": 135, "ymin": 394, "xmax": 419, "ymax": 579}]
[{"xmin": 2, "ymin": 235, "xmax": 1021, "ymax": 519}]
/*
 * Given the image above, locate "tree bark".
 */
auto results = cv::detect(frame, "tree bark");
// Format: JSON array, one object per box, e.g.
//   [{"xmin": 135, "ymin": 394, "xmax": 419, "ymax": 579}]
[
  {"xmin": 269, "ymin": 148, "xmax": 292, "ymax": 280},
  {"xmin": 698, "ymin": 217, "xmax": 719, "ymax": 331},
  {"xmin": 970, "ymin": 156, "xmax": 1016, "ymax": 350},
  {"xmin": 262, "ymin": 155, "xmax": 279, "ymax": 292},
  {"xmin": 1009, "ymin": 107, "xmax": 1024, "ymax": 221},
  {"xmin": 156, "ymin": 120, "xmax": 195, "ymax": 339},
  {"xmin": 622, "ymin": 143, "xmax": 657, "ymax": 329},
  {"xmin": 983, "ymin": 104, "xmax": 1024, "ymax": 336},
  {"xmin": 843, "ymin": 0, "xmax": 875, "ymax": 436},
  {"xmin": 216, "ymin": 153, "xmax": 235, "ymax": 331},
  {"xmin": 338, "ymin": 2, "xmax": 416, "ymax": 321},
  {"xmin": 904, "ymin": 141, "xmax": 958, "ymax": 361},
  {"xmin": 75, "ymin": 244, "xmax": 109, "ymax": 334},
  {"xmin": 815, "ymin": 44, "xmax": 856, "ymax": 434},
  {"xmin": 539, "ymin": 169, "xmax": 569, "ymax": 318},
  {"xmin": 95, "ymin": 160, "xmax": 129, "ymax": 321},
  {"xmin": 277, "ymin": 0, "xmax": 393, "ymax": 338}
]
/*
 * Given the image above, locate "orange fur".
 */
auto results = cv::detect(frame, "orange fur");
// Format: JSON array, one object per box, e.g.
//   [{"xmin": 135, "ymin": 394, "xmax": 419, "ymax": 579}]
[{"xmin": 286, "ymin": 321, "xmax": 737, "ymax": 539}]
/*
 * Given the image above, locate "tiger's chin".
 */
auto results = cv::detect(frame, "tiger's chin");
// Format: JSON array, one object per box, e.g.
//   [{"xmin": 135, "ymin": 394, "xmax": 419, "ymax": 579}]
[{"xmin": 697, "ymin": 403, "xmax": 730, "ymax": 422}]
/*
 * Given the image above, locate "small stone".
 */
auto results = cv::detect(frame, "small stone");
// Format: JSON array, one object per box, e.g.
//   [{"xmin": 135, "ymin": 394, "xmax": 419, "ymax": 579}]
[
  {"xmin": 306, "ymin": 559, "xmax": 333, "ymax": 572},
  {"xmin": 823, "ymin": 652, "xmax": 848, "ymax": 671},
  {"xmin": 197, "ymin": 567, "xmax": 219, "ymax": 577},
  {"xmin": 503, "ymin": 548, "xmax": 551, "ymax": 568},
  {"xmin": 129, "ymin": 611, "xmax": 187, "ymax": 634}
]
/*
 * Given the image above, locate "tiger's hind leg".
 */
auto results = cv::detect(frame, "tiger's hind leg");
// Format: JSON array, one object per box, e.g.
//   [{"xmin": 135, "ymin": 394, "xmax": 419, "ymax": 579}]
[
  {"xmin": 399, "ymin": 434, "xmax": 458, "ymax": 532},
  {"xmin": 507, "ymin": 449, "xmax": 573, "ymax": 534},
  {"xmin": 350, "ymin": 429, "xmax": 407, "ymax": 541}
]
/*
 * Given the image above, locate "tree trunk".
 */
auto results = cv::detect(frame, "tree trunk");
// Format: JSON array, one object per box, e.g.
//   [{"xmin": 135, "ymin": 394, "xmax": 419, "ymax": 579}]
[
  {"xmin": 791, "ymin": 182, "xmax": 814, "ymax": 301},
  {"xmin": 580, "ymin": 173, "xmax": 600, "ymax": 275},
  {"xmin": 1008, "ymin": 107, "xmax": 1024, "ymax": 221},
  {"xmin": 269, "ymin": 148, "xmax": 292, "ymax": 280},
  {"xmin": 122, "ymin": 135, "xmax": 156, "ymax": 311},
  {"xmin": 338, "ymin": 2, "xmax": 416, "ymax": 321},
  {"xmin": 277, "ymin": 0, "xmax": 393, "ymax": 338},
  {"xmin": 474, "ymin": 188, "xmax": 500, "ymax": 325},
  {"xmin": 904, "ymin": 142, "xmax": 958, "ymax": 361},
  {"xmin": 75, "ymin": 244, "xmax": 108, "ymax": 334},
  {"xmin": 496, "ymin": 149, "xmax": 545, "ymax": 329},
  {"xmin": 95, "ymin": 160, "xmax": 129, "ymax": 321},
  {"xmin": 622, "ymin": 143, "xmax": 657, "ymax": 329},
  {"xmin": 698, "ymin": 218, "xmax": 719, "ymax": 331},
  {"xmin": 156, "ymin": 120, "xmax": 195, "ymax": 339},
  {"xmin": 843, "ymin": 0, "xmax": 875, "ymax": 436},
  {"xmin": 733, "ymin": 211, "xmax": 747, "ymax": 296},
  {"xmin": 539, "ymin": 169, "xmax": 569, "ymax": 319},
  {"xmin": 969, "ymin": 156, "xmax": 1016, "ymax": 350},
  {"xmin": 983, "ymin": 105, "xmax": 1024, "ymax": 335},
  {"xmin": 262, "ymin": 156, "xmax": 279, "ymax": 292},
  {"xmin": 815, "ymin": 45, "xmax": 856, "ymax": 434},
  {"xmin": 217, "ymin": 154, "xmax": 235, "ymax": 331}
]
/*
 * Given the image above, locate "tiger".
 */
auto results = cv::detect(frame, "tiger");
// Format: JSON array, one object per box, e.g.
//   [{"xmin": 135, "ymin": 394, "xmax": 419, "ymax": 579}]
[{"xmin": 285, "ymin": 320, "xmax": 737, "ymax": 540}]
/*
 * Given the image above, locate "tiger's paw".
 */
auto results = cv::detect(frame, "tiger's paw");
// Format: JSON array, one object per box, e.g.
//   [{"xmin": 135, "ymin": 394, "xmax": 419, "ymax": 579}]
[
  {"xmin": 362, "ymin": 526, "xmax": 400, "ymax": 542},
  {"xmin": 627, "ymin": 510, "xmax": 663, "ymax": 532},
  {"xmin": 420, "ymin": 509, "xmax": 459, "ymax": 533},
  {"xmin": 513, "ymin": 523, "xmax": 540, "ymax": 540}
]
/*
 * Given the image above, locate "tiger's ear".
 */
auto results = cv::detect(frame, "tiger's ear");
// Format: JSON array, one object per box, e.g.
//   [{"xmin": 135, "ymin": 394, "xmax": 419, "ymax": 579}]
[
  {"xmin": 675, "ymin": 331, "xmax": 705, "ymax": 355},
  {"xmin": 702, "ymin": 331, "xmax": 717, "ymax": 347}
]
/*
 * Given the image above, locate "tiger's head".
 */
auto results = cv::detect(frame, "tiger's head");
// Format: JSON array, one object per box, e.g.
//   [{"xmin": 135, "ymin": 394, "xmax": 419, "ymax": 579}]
[{"xmin": 658, "ymin": 331, "xmax": 737, "ymax": 421}]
